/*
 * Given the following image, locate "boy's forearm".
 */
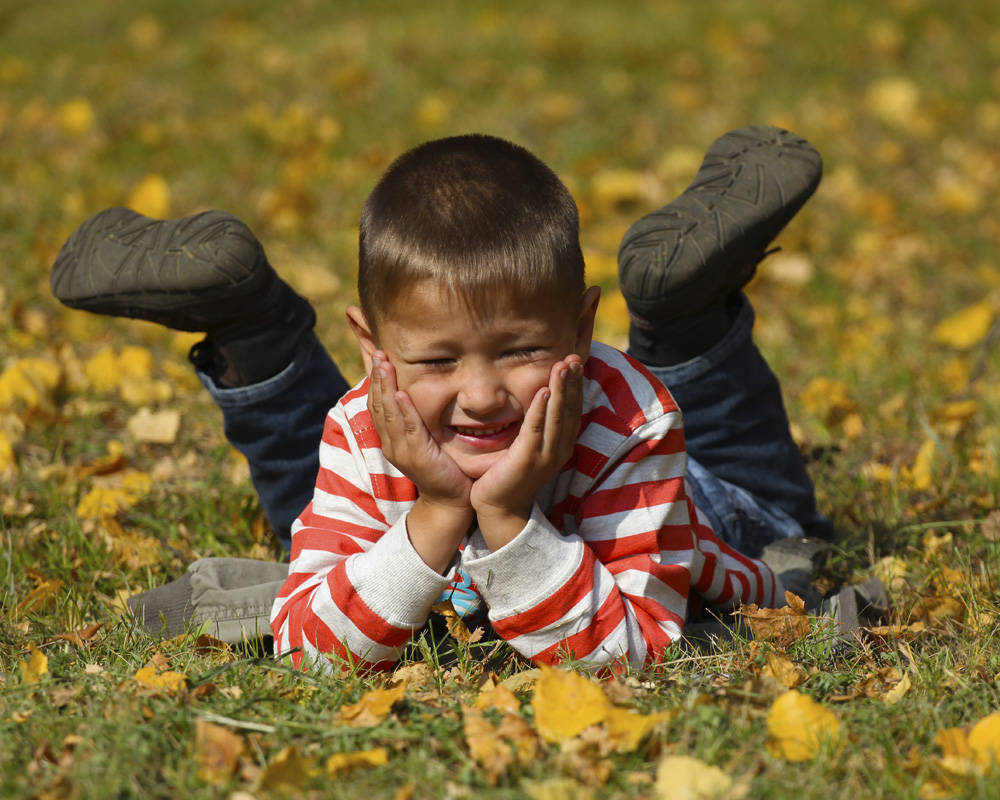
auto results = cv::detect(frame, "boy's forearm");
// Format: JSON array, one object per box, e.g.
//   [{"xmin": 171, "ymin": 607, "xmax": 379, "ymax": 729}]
[{"xmin": 405, "ymin": 496, "xmax": 474, "ymax": 573}]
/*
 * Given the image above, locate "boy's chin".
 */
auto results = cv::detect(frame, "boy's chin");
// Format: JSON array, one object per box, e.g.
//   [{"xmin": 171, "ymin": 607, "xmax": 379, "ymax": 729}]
[{"xmin": 454, "ymin": 451, "xmax": 505, "ymax": 480}]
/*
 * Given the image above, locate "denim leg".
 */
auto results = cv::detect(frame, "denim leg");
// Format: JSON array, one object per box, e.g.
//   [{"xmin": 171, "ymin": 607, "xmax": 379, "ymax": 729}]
[
  {"xmin": 197, "ymin": 331, "xmax": 350, "ymax": 551},
  {"xmin": 640, "ymin": 295, "xmax": 834, "ymax": 557}
]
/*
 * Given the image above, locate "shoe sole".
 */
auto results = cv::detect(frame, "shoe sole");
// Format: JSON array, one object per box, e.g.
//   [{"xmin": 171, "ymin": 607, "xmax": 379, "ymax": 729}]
[
  {"xmin": 50, "ymin": 207, "xmax": 271, "ymax": 331},
  {"xmin": 618, "ymin": 125, "xmax": 822, "ymax": 324}
]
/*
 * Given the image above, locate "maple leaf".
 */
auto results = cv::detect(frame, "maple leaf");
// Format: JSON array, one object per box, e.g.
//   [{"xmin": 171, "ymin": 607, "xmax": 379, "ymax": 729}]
[{"xmin": 737, "ymin": 592, "xmax": 810, "ymax": 647}]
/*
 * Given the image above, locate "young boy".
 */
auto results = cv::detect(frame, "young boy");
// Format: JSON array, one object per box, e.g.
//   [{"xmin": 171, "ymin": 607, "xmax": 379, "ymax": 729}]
[{"xmin": 51, "ymin": 126, "xmax": 832, "ymax": 669}]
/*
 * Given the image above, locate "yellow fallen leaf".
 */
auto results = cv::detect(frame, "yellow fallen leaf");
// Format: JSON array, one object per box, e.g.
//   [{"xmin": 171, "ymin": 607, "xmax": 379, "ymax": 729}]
[
  {"xmin": 120, "ymin": 376, "xmax": 173, "ymax": 407},
  {"xmin": 133, "ymin": 665, "xmax": 187, "ymax": 694},
  {"xmin": 127, "ymin": 408, "xmax": 181, "ymax": 445},
  {"xmin": 883, "ymin": 673, "xmax": 911, "ymax": 706},
  {"xmin": 936, "ymin": 726, "xmax": 974, "ymax": 760},
  {"xmin": 338, "ymin": 682, "xmax": 406, "ymax": 727},
  {"xmin": 0, "ymin": 358, "xmax": 63, "ymax": 413},
  {"xmin": 761, "ymin": 652, "xmax": 808, "ymax": 689},
  {"xmin": 904, "ymin": 437, "xmax": 937, "ymax": 492},
  {"xmin": 259, "ymin": 746, "xmax": 317, "ymax": 792},
  {"xmin": 933, "ymin": 300, "xmax": 994, "ymax": 350},
  {"xmin": 475, "ymin": 681, "xmax": 522, "ymax": 715},
  {"xmin": 654, "ymin": 754, "xmax": 746, "ymax": 800},
  {"xmin": 799, "ymin": 377, "xmax": 858, "ymax": 427},
  {"xmin": 76, "ymin": 487, "xmax": 136, "ymax": 519},
  {"xmin": 195, "ymin": 719, "xmax": 244, "ymax": 784},
  {"xmin": 602, "ymin": 706, "xmax": 676, "ymax": 753},
  {"xmin": 865, "ymin": 76, "xmax": 920, "ymax": 127},
  {"xmin": 118, "ymin": 346, "xmax": 154, "ymax": 379},
  {"xmin": 968, "ymin": 711, "xmax": 1000, "ymax": 768},
  {"xmin": 56, "ymin": 97, "xmax": 95, "ymax": 136},
  {"xmin": 766, "ymin": 691, "xmax": 841, "ymax": 762},
  {"xmin": 0, "ymin": 431, "xmax": 16, "ymax": 475},
  {"xmin": 84, "ymin": 347, "xmax": 121, "ymax": 393},
  {"xmin": 522, "ymin": 777, "xmax": 595, "ymax": 800},
  {"xmin": 532, "ymin": 664, "xmax": 611, "ymax": 743},
  {"xmin": 19, "ymin": 643, "xmax": 49, "ymax": 685},
  {"xmin": 128, "ymin": 174, "xmax": 171, "ymax": 219},
  {"xmin": 325, "ymin": 747, "xmax": 389, "ymax": 778}
]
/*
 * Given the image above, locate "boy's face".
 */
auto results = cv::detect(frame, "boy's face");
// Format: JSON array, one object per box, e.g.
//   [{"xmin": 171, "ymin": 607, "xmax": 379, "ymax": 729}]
[{"xmin": 349, "ymin": 281, "xmax": 600, "ymax": 480}]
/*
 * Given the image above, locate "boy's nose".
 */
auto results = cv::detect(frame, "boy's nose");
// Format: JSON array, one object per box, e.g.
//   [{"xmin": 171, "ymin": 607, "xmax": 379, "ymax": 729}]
[{"xmin": 458, "ymin": 370, "xmax": 506, "ymax": 414}]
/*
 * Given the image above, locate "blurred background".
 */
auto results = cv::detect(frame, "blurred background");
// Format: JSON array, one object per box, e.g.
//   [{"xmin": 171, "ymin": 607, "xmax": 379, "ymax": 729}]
[{"xmin": 2, "ymin": 0, "xmax": 999, "ymax": 537}]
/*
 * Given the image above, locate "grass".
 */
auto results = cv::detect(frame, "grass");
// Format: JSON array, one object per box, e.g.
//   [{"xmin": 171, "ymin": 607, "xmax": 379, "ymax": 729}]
[{"xmin": 3, "ymin": 0, "xmax": 1000, "ymax": 797}]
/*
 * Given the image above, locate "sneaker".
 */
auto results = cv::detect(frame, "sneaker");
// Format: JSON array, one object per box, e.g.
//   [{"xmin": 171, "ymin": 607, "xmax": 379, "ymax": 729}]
[
  {"xmin": 50, "ymin": 207, "xmax": 277, "ymax": 332},
  {"xmin": 618, "ymin": 125, "xmax": 822, "ymax": 328}
]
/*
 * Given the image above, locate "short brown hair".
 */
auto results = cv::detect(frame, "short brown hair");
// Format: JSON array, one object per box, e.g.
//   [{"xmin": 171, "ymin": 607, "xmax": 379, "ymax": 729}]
[{"xmin": 358, "ymin": 134, "xmax": 585, "ymax": 336}]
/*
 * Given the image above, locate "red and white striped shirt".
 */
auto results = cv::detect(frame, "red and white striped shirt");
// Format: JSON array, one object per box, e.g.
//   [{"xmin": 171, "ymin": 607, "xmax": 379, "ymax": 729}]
[{"xmin": 270, "ymin": 343, "xmax": 782, "ymax": 671}]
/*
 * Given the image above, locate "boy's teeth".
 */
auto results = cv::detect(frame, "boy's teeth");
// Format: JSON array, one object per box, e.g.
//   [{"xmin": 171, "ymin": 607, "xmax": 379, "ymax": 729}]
[{"xmin": 456, "ymin": 424, "xmax": 507, "ymax": 436}]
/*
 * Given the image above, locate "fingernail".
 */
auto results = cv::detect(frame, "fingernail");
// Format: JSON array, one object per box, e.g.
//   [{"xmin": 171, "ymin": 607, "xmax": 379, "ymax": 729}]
[
  {"xmin": 560, "ymin": 369, "xmax": 568, "ymax": 378},
  {"xmin": 570, "ymin": 362, "xmax": 582, "ymax": 375},
  {"xmin": 372, "ymin": 356, "xmax": 382, "ymax": 368}
]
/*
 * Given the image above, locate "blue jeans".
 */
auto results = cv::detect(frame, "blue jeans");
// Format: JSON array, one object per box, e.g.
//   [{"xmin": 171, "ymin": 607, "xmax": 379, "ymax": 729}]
[
  {"xmin": 199, "ymin": 295, "xmax": 831, "ymax": 556},
  {"xmin": 645, "ymin": 295, "xmax": 833, "ymax": 557}
]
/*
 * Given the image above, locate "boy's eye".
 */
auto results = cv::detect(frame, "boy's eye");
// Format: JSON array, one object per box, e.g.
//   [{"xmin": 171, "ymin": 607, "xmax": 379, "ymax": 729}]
[
  {"xmin": 419, "ymin": 358, "xmax": 454, "ymax": 368},
  {"xmin": 504, "ymin": 348, "xmax": 540, "ymax": 359}
]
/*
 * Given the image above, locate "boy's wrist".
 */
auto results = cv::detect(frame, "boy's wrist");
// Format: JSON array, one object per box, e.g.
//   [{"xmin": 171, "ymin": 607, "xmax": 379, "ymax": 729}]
[
  {"xmin": 405, "ymin": 496, "xmax": 474, "ymax": 574},
  {"xmin": 474, "ymin": 503, "xmax": 532, "ymax": 552}
]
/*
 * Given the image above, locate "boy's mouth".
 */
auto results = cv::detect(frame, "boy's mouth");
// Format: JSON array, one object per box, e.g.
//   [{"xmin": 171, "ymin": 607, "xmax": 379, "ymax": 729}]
[{"xmin": 452, "ymin": 423, "xmax": 514, "ymax": 437}]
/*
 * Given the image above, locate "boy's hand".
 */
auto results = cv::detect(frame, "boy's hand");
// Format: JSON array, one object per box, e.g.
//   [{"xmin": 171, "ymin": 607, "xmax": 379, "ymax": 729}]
[
  {"xmin": 368, "ymin": 352, "xmax": 474, "ymax": 573},
  {"xmin": 470, "ymin": 355, "xmax": 584, "ymax": 550},
  {"xmin": 368, "ymin": 352, "xmax": 474, "ymax": 508}
]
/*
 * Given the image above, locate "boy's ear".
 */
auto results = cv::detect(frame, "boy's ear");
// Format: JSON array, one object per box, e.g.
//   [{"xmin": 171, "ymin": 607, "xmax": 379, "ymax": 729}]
[
  {"xmin": 573, "ymin": 286, "xmax": 602, "ymax": 364},
  {"xmin": 345, "ymin": 306, "xmax": 378, "ymax": 374}
]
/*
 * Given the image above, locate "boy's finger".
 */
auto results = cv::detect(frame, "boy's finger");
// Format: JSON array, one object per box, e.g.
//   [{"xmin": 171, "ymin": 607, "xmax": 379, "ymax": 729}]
[
  {"xmin": 546, "ymin": 358, "xmax": 582, "ymax": 455},
  {"xmin": 368, "ymin": 355, "xmax": 385, "ymax": 417}
]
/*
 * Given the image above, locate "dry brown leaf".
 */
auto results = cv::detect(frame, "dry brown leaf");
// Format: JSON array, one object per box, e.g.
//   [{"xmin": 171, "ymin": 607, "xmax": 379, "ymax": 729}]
[
  {"xmin": 738, "ymin": 592, "xmax": 810, "ymax": 647},
  {"xmin": 431, "ymin": 600, "xmax": 483, "ymax": 643},
  {"xmin": 16, "ymin": 579, "xmax": 63, "ymax": 615},
  {"xmin": 982, "ymin": 510, "xmax": 1000, "ymax": 542},
  {"xmin": 195, "ymin": 719, "xmax": 244, "ymax": 784},
  {"xmin": 55, "ymin": 623, "xmax": 104, "ymax": 647},
  {"xmin": 463, "ymin": 705, "xmax": 538, "ymax": 785}
]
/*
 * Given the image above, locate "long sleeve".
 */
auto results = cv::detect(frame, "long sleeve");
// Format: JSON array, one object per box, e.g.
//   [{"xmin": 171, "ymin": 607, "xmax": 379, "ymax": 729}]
[
  {"xmin": 462, "ymin": 347, "xmax": 782, "ymax": 666},
  {"xmin": 270, "ymin": 384, "xmax": 452, "ymax": 672}
]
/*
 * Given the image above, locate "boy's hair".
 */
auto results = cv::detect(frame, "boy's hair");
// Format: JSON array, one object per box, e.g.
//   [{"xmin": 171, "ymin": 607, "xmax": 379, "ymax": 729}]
[{"xmin": 358, "ymin": 134, "xmax": 585, "ymax": 336}]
